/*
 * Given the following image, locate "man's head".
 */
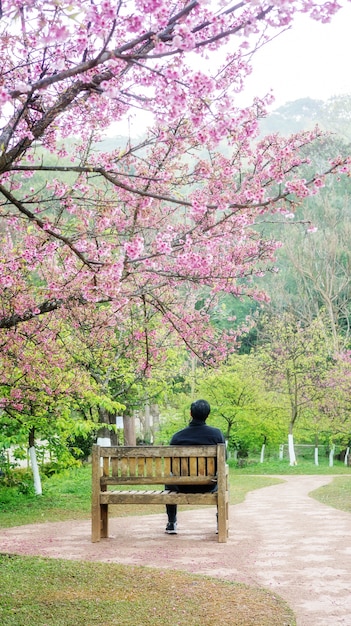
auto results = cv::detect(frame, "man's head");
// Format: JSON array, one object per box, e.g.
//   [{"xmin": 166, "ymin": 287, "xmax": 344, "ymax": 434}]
[{"xmin": 190, "ymin": 399, "xmax": 210, "ymax": 422}]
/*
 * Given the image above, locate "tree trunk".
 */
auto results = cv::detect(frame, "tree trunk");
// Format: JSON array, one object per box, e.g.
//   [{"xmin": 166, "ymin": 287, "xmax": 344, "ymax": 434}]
[
  {"xmin": 97, "ymin": 408, "xmax": 111, "ymax": 446},
  {"xmin": 151, "ymin": 404, "xmax": 160, "ymax": 438},
  {"xmin": 314, "ymin": 447, "xmax": 319, "ymax": 466},
  {"xmin": 148, "ymin": 403, "xmax": 160, "ymax": 442},
  {"xmin": 329, "ymin": 444, "xmax": 335, "ymax": 467},
  {"xmin": 28, "ymin": 427, "xmax": 42, "ymax": 496},
  {"xmin": 260, "ymin": 436, "xmax": 267, "ymax": 463},
  {"xmin": 144, "ymin": 401, "xmax": 152, "ymax": 443},
  {"xmin": 314, "ymin": 434, "xmax": 319, "ymax": 466},
  {"xmin": 344, "ymin": 447, "xmax": 350, "ymax": 466},
  {"xmin": 123, "ymin": 414, "xmax": 136, "ymax": 446},
  {"xmin": 288, "ymin": 432, "xmax": 297, "ymax": 466},
  {"xmin": 288, "ymin": 392, "xmax": 298, "ymax": 465}
]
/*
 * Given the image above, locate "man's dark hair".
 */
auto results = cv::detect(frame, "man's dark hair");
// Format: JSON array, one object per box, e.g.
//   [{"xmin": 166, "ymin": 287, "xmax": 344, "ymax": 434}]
[{"xmin": 190, "ymin": 399, "xmax": 211, "ymax": 422}]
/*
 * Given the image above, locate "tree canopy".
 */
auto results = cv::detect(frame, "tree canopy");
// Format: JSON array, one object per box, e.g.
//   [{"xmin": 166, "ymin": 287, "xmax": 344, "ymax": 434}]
[{"xmin": 1, "ymin": 1, "xmax": 351, "ymax": 459}]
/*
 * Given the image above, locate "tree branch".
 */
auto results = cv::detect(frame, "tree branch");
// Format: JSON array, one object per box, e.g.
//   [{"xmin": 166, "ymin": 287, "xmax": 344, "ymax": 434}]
[{"xmin": 0, "ymin": 184, "xmax": 98, "ymax": 268}]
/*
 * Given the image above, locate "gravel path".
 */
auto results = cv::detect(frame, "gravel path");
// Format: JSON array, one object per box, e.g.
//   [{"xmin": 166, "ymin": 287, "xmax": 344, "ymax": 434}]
[{"xmin": 1, "ymin": 475, "xmax": 351, "ymax": 625}]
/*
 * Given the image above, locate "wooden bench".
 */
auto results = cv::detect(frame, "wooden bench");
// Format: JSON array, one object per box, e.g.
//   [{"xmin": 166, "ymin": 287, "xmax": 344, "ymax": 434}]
[{"xmin": 91, "ymin": 444, "xmax": 229, "ymax": 543}]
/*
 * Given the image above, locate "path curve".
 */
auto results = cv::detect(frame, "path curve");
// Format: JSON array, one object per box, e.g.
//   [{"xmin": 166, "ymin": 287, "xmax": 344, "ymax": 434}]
[{"xmin": 1, "ymin": 475, "xmax": 351, "ymax": 625}]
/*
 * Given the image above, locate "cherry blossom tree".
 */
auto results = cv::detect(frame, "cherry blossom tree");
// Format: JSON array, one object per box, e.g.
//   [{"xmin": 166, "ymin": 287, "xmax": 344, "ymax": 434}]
[{"xmin": 1, "ymin": 1, "xmax": 351, "ymax": 464}]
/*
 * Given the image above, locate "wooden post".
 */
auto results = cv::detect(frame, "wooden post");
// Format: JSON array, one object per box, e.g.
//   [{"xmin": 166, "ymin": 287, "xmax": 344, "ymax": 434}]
[
  {"xmin": 91, "ymin": 444, "xmax": 101, "ymax": 542},
  {"xmin": 217, "ymin": 444, "xmax": 228, "ymax": 543}
]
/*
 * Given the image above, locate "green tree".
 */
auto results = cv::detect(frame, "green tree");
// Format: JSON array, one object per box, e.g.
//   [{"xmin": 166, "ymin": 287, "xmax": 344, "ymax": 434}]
[
  {"xmin": 256, "ymin": 313, "xmax": 335, "ymax": 465},
  {"xmin": 262, "ymin": 176, "xmax": 351, "ymax": 350},
  {"xmin": 195, "ymin": 354, "xmax": 285, "ymax": 459}
]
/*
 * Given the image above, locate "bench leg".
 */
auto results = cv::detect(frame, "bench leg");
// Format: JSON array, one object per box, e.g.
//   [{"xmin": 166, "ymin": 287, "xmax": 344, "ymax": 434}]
[
  {"xmin": 217, "ymin": 504, "xmax": 228, "ymax": 543},
  {"xmin": 92, "ymin": 503, "xmax": 108, "ymax": 542},
  {"xmin": 91, "ymin": 445, "xmax": 102, "ymax": 542},
  {"xmin": 101, "ymin": 503, "xmax": 109, "ymax": 538},
  {"xmin": 91, "ymin": 502, "xmax": 101, "ymax": 542},
  {"xmin": 217, "ymin": 488, "xmax": 229, "ymax": 542}
]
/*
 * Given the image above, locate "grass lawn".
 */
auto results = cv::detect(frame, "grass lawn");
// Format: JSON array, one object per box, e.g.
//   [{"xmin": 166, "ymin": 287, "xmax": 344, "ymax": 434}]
[
  {"xmin": 0, "ymin": 554, "xmax": 295, "ymax": 626},
  {"xmin": 232, "ymin": 456, "xmax": 351, "ymax": 475},
  {"xmin": 310, "ymin": 475, "xmax": 351, "ymax": 513},
  {"xmin": 1, "ymin": 458, "xmax": 350, "ymax": 626}
]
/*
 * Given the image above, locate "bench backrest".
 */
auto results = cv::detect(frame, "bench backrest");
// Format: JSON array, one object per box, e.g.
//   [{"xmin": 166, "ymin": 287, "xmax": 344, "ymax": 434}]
[{"xmin": 92, "ymin": 444, "xmax": 226, "ymax": 487}]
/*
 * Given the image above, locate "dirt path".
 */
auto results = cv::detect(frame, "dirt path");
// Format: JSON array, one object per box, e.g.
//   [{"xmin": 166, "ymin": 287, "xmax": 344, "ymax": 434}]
[{"xmin": 1, "ymin": 475, "xmax": 351, "ymax": 625}]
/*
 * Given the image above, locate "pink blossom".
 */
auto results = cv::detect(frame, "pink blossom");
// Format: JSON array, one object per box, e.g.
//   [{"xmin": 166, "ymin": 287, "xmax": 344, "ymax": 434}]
[
  {"xmin": 13, "ymin": 81, "xmax": 31, "ymax": 94},
  {"xmin": 285, "ymin": 179, "xmax": 311, "ymax": 198},
  {"xmin": 0, "ymin": 87, "xmax": 10, "ymax": 103},
  {"xmin": 2, "ymin": 275, "xmax": 14, "ymax": 287},
  {"xmin": 124, "ymin": 236, "xmax": 145, "ymax": 260}
]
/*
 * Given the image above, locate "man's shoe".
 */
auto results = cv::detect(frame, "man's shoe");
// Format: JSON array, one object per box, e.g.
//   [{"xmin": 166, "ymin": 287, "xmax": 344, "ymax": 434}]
[{"xmin": 165, "ymin": 522, "xmax": 177, "ymax": 534}]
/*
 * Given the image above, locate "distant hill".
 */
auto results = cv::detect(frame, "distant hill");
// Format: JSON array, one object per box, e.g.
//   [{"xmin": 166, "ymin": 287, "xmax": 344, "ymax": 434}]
[{"xmin": 260, "ymin": 95, "xmax": 351, "ymax": 141}]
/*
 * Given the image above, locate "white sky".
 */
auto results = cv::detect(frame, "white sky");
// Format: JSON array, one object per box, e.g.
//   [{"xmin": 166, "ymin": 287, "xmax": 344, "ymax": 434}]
[{"xmin": 238, "ymin": 2, "xmax": 351, "ymax": 109}]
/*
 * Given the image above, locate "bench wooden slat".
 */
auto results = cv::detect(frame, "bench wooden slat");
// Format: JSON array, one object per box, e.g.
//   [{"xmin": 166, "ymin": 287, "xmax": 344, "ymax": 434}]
[
  {"xmin": 164, "ymin": 457, "xmax": 171, "ymax": 475},
  {"xmin": 103, "ymin": 456, "xmax": 109, "ymax": 476},
  {"xmin": 146, "ymin": 457, "xmax": 153, "ymax": 477},
  {"xmin": 172, "ymin": 457, "xmax": 180, "ymax": 476},
  {"xmin": 198, "ymin": 457, "xmax": 205, "ymax": 476},
  {"xmin": 155, "ymin": 457, "xmax": 162, "ymax": 475},
  {"xmin": 181, "ymin": 457, "xmax": 188, "ymax": 476},
  {"xmin": 207, "ymin": 457, "xmax": 215, "ymax": 476},
  {"xmin": 99, "ymin": 445, "xmax": 220, "ymax": 458},
  {"xmin": 101, "ymin": 476, "xmax": 215, "ymax": 486},
  {"xmin": 189, "ymin": 457, "xmax": 197, "ymax": 476},
  {"xmin": 129, "ymin": 457, "xmax": 136, "ymax": 476},
  {"xmin": 101, "ymin": 490, "xmax": 218, "ymax": 505},
  {"xmin": 120, "ymin": 456, "xmax": 128, "ymax": 476},
  {"xmin": 137, "ymin": 456, "xmax": 145, "ymax": 477},
  {"xmin": 111, "ymin": 457, "xmax": 118, "ymax": 476}
]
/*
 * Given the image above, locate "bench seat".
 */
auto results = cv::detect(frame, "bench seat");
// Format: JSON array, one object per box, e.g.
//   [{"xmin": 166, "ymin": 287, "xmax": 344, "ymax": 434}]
[{"xmin": 100, "ymin": 489, "xmax": 219, "ymax": 505}]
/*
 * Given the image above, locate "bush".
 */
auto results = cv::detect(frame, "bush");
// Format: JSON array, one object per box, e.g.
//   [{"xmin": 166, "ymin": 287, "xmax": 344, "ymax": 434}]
[
  {"xmin": 0, "ymin": 467, "xmax": 34, "ymax": 494},
  {"xmin": 67, "ymin": 431, "xmax": 97, "ymax": 461}
]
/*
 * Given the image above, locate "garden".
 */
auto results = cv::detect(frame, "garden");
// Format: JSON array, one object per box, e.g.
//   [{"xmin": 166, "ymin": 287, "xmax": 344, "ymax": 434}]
[{"xmin": 1, "ymin": 0, "xmax": 351, "ymax": 624}]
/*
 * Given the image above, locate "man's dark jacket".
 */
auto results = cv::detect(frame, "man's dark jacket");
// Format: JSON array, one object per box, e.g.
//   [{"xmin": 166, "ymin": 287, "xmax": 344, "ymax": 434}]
[{"xmin": 170, "ymin": 419, "xmax": 225, "ymax": 446}]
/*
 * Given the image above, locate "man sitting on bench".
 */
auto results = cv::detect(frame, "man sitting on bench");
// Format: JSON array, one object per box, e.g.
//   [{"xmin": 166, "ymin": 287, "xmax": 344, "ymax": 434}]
[{"xmin": 165, "ymin": 399, "xmax": 226, "ymax": 534}]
